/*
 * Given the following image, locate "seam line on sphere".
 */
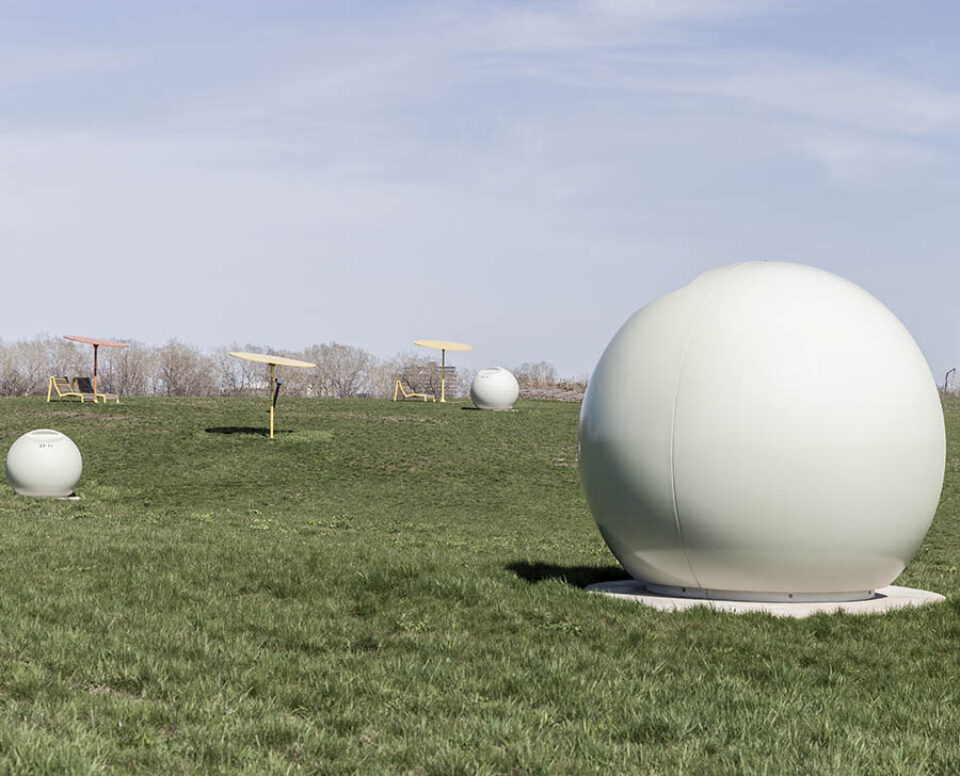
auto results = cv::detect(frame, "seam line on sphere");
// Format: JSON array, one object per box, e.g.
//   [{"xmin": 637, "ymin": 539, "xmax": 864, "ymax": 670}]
[{"xmin": 668, "ymin": 262, "xmax": 750, "ymax": 591}]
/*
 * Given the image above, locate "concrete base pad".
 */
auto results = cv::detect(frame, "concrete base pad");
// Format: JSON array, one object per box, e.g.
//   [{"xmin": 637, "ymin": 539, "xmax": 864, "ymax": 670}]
[{"xmin": 586, "ymin": 580, "xmax": 944, "ymax": 618}]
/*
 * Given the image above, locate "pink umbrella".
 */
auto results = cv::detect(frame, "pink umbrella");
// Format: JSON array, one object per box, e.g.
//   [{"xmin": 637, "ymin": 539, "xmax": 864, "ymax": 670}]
[{"xmin": 64, "ymin": 335, "xmax": 129, "ymax": 394}]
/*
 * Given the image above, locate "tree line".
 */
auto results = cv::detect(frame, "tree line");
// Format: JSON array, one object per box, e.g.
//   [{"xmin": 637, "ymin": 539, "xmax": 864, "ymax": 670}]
[{"xmin": 0, "ymin": 337, "xmax": 584, "ymax": 400}]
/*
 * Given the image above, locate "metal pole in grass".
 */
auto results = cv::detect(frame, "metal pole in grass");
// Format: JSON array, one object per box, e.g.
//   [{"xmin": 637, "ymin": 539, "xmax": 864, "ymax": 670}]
[
  {"xmin": 269, "ymin": 362, "xmax": 276, "ymax": 438},
  {"xmin": 272, "ymin": 378, "xmax": 285, "ymax": 438},
  {"xmin": 945, "ymin": 368, "xmax": 956, "ymax": 394}
]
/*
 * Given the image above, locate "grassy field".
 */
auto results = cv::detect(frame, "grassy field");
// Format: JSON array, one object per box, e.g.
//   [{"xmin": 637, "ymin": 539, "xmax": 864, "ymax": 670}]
[{"xmin": 0, "ymin": 394, "xmax": 959, "ymax": 774}]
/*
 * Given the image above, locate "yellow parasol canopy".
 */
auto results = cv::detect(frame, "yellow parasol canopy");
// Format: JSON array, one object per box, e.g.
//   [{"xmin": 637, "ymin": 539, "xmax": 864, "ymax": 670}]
[
  {"xmin": 228, "ymin": 352, "xmax": 316, "ymax": 368},
  {"xmin": 413, "ymin": 339, "xmax": 473, "ymax": 352}
]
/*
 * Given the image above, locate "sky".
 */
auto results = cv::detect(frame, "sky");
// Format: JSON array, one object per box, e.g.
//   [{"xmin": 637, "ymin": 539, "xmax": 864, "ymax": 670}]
[{"xmin": 1, "ymin": 0, "xmax": 959, "ymax": 381}]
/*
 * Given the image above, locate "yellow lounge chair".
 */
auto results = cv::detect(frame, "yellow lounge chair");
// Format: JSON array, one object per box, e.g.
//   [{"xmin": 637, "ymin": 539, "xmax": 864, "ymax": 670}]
[
  {"xmin": 74, "ymin": 376, "xmax": 119, "ymax": 404},
  {"xmin": 393, "ymin": 380, "xmax": 435, "ymax": 402},
  {"xmin": 47, "ymin": 376, "xmax": 98, "ymax": 403}
]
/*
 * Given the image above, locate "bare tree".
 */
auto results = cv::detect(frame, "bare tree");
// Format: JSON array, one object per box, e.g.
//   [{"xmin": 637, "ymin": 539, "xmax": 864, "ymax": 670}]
[
  {"xmin": 0, "ymin": 340, "xmax": 32, "ymax": 395},
  {"xmin": 0, "ymin": 337, "xmax": 77, "ymax": 396},
  {"xmin": 513, "ymin": 361, "xmax": 558, "ymax": 389},
  {"xmin": 215, "ymin": 348, "xmax": 246, "ymax": 395},
  {"xmin": 98, "ymin": 339, "xmax": 150, "ymax": 396},
  {"xmin": 457, "ymin": 367, "xmax": 476, "ymax": 399},
  {"xmin": 153, "ymin": 340, "xmax": 218, "ymax": 396},
  {"xmin": 44, "ymin": 338, "xmax": 86, "ymax": 380},
  {"xmin": 306, "ymin": 342, "xmax": 375, "ymax": 398},
  {"xmin": 277, "ymin": 349, "xmax": 317, "ymax": 397},
  {"xmin": 368, "ymin": 357, "xmax": 401, "ymax": 398}
]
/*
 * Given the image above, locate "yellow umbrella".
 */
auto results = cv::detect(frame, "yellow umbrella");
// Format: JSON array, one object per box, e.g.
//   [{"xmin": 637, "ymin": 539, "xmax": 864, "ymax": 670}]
[
  {"xmin": 413, "ymin": 340, "xmax": 473, "ymax": 403},
  {"xmin": 228, "ymin": 352, "xmax": 316, "ymax": 438}
]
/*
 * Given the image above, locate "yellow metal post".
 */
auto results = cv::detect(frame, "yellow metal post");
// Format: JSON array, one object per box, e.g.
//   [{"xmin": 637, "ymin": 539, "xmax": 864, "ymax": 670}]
[
  {"xmin": 440, "ymin": 348, "xmax": 446, "ymax": 403},
  {"xmin": 269, "ymin": 362, "xmax": 276, "ymax": 439}
]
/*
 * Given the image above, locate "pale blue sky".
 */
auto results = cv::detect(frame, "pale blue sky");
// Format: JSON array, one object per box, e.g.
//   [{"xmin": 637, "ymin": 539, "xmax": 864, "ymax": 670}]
[{"xmin": 2, "ymin": 1, "xmax": 958, "ymax": 380}]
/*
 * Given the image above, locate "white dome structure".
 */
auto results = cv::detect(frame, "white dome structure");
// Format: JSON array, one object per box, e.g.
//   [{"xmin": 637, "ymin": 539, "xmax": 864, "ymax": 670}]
[
  {"xmin": 471, "ymin": 367, "xmax": 520, "ymax": 411},
  {"xmin": 6, "ymin": 429, "xmax": 83, "ymax": 498},
  {"xmin": 579, "ymin": 262, "xmax": 945, "ymax": 602}
]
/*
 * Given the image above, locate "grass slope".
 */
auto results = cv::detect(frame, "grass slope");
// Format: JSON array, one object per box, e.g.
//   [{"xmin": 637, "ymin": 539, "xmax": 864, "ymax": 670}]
[{"xmin": 0, "ymin": 395, "xmax": 958, "ymax": 774}]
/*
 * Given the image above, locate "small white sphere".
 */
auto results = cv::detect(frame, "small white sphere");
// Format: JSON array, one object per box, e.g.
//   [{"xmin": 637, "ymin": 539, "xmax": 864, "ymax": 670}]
[
  {"xmin": 6, "ymin": 429, "xmax": 83, "ymax": 498},
  {"xmin": 579, "ymin": 262, "xmax": 945, "ymax": 601},
  {"xmin": 471, "ymin": 367, "xmax": 520, "ymax": 411}
]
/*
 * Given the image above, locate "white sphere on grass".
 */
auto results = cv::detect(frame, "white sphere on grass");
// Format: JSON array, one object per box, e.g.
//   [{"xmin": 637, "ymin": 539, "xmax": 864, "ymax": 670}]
[
  {"xmin": 579, "ymin": 262, "xmax": 945, "ymax": 602},
  {"xmin": 471, "ymin": 367, "xmax": 520, "ymax": 411},
  {"xmin": 6, "ymin": 429, "xmax": 83, "ymax": 498}
]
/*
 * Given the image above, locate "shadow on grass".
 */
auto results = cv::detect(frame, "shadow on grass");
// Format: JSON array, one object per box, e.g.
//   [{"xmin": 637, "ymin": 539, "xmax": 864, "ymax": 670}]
[
  {"xmin": 204, "ymin": 427, "xmax": 293, "ymax": 437},
  {"xmin": 507, "ymin": 561, "xmax": 628, "ymax": 588}
]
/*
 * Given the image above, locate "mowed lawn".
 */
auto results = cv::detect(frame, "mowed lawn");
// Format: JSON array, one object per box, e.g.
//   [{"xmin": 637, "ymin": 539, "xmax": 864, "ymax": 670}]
[{"xmin": 0, "ymin": 394, "xmax": 959, "ymax": 774}]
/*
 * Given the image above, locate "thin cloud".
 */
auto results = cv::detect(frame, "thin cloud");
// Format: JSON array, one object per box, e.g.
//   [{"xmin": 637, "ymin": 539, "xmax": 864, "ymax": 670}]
[
  {"xmin": 799, "ymin": 132, "xmax": 940, "ymax": 185},
  {"xmin": 582, "ymin": 0, "xmax": 808, "ymax": 21},
  {"xmin": 0, "ymin": 46, "xmax": 146, "ymax": 89},
  {"xmin": 702, "ymin": 64, "xmax": 960, "ymax": 136}
]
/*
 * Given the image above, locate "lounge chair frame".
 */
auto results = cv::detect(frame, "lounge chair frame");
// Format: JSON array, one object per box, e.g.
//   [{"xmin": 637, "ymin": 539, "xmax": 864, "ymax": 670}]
[
  {"xmin": 73, "ymin": 376, "xmax": 120, "ymax": 404},
  {"xmin": 393, "ymin": 380, "xmax": 435, "ymax": 402},
  {"xmin": 47, "ymin": 376, "xmax": 98, "ymax": 403}
]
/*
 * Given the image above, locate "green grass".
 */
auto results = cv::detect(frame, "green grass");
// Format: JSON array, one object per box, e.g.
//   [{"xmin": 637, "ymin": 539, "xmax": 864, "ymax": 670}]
[{"xmin": 1, "ymin": 395, "xmax": 960, "ymax": 774}]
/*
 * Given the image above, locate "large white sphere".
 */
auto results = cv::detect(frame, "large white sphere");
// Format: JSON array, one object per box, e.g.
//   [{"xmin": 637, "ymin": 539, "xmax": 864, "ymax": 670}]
[
  {"xmin": 579, "ymin": 262, "xmax": 945, "ymax": 601},
  {"xmin": 6, "ymin": 429, "xmax": 83, "ymax": 498},
  {"xmin": 471, "ymin": 367, "xmax": 520, "ymax": 411}
]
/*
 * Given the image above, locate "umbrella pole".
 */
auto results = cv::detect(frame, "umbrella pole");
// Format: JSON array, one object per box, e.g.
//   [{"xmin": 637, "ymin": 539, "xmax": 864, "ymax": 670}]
[
  {"xmin": 93, "ymin": 344, "xmax": 99, "ymax": 394},
  {"xmin": 269, "ymin": 363, "xmax": 276, "ymax": 439},
  {"xmin": 440, "ymin": 349, "xmax": 446, "ymax": 403}
]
